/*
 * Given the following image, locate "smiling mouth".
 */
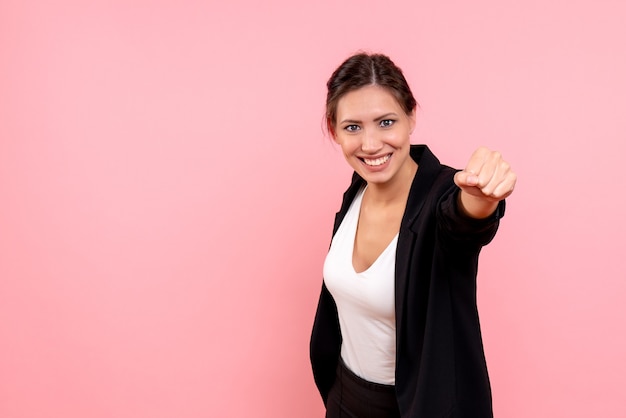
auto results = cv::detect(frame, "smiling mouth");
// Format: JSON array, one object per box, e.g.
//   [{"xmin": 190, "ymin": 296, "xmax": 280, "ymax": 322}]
[{"xmin": 361, "ymin": 154, "xmax": 391, "ymax": 166}]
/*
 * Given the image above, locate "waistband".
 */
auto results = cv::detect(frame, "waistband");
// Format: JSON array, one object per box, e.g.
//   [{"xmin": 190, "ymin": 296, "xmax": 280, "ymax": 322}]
[{"xmin": 337, "ymin": 358, "xmax": 396, "ymax": 394}]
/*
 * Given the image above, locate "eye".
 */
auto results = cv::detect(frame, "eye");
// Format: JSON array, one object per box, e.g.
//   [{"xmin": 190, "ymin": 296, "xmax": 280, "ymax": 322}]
[
  {"xmin": 379, "ymin": 119, "xmax": 395, "ymax": 128},
  {"xmin": 344, "ymin": 124, "xmax": 360, "ymax": 132}
]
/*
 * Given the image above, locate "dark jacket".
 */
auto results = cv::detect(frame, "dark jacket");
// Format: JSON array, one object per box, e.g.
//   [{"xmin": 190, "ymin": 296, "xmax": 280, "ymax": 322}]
[{"xmin": 310, "ymin": 145, "xmax": 505, "ymax": 417}]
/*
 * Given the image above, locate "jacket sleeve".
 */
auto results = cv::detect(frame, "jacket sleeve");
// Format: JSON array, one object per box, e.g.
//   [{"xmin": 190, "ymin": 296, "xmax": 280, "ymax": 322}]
[{"xmin": 436, "ymin": 182, "xmax": 506, "ymax": 249}]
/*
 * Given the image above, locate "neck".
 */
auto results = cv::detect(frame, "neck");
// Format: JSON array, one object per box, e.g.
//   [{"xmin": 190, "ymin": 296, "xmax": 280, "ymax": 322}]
[{"xmin": 365, "ymin": 159, "xmax": 418, "ymax": 206}]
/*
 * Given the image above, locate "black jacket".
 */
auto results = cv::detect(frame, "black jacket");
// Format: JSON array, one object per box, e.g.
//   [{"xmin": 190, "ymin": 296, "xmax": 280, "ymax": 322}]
[{"xmin": 310, "ymin": 145, "xmax": 505, "ymax": 417}]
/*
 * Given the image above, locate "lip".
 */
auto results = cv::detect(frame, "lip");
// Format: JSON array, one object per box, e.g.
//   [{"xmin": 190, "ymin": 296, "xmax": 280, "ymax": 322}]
[{"xmin": 359, "ymin": 153, "xmax": 392, "ymax": 171}]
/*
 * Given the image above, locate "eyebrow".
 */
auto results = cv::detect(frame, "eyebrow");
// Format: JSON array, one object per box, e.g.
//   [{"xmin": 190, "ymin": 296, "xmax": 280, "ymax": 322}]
[{"xmin": 339, "ymin": 113, "xmax": 399, "ymax": 125}]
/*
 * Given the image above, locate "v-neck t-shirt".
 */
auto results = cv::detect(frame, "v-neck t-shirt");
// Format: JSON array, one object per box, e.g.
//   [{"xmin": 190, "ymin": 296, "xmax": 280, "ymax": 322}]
[{"xmin": 323, "ymin": 186, "xmax": 398, "ymax": 385}]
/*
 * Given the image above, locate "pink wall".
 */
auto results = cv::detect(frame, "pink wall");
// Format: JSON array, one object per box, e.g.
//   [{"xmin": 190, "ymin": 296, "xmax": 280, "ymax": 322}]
[{"xmin": 1, "ymin": 0, "xmax": 625, "ymax": 416}]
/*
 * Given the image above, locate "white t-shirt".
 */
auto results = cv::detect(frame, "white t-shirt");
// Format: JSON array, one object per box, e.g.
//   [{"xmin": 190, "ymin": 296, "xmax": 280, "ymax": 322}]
[{"xmin": 323, "ymin": 186, "xmax": 398, "ymax": 385}]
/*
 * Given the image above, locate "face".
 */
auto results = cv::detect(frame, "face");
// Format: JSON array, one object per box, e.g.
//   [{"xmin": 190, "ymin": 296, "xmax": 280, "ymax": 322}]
[{"xmin": 333, "ymin": 84, "xmax": 416, "ymax": 187}]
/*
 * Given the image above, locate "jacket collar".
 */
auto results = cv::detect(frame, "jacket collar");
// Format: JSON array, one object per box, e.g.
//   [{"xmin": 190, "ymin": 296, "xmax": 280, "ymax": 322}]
[{"xmin": 402, "ymin": 145, "xmax": 443, "ymax": 231}]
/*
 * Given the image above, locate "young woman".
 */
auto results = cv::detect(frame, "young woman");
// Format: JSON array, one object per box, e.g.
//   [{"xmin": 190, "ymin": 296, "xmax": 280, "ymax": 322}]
[{"xmin": 310, "ymin": 53, "xmax": 516, "ymax": 418}]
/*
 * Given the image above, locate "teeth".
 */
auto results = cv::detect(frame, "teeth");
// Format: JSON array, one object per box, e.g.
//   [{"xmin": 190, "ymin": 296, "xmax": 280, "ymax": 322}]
[{"xmin": 363, "ymin": 154, "xmax": 390, "ymax": 166}]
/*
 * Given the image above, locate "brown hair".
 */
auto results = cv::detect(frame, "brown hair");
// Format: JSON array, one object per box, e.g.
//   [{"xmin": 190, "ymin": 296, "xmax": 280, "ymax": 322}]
[{"xmin": 325, "ymin": 52, "xmax": 418, "ymax": 135}]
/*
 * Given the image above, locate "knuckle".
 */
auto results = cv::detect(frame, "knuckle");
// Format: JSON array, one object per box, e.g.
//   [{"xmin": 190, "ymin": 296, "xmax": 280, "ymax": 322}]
[{"xmin": 481, "ymin": 185, "xmax": 494, "ymax": 196}]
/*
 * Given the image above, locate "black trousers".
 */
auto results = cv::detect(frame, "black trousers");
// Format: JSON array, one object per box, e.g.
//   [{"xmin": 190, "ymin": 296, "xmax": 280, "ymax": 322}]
[{"xmin": 325, "ymin": 359, "xmax": 401, "ymax": 418}]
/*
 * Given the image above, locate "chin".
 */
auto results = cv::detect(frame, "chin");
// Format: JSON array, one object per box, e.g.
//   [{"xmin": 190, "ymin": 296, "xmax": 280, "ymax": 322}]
[{"xmin": 359, "ymin": 171, "xmax": 394, "ymax": 185}]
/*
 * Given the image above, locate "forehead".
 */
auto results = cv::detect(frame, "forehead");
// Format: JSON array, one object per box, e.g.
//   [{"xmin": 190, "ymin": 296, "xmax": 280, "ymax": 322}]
[{"xmin": 336, "ymin": 85, "xmax": 404, "ymax": 120}]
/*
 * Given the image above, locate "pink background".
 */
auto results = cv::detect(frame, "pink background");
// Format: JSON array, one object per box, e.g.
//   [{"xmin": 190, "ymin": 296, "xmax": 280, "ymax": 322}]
[{"xmin": 1, "ymin": 0, "xmax": 625, "ymax": 417}]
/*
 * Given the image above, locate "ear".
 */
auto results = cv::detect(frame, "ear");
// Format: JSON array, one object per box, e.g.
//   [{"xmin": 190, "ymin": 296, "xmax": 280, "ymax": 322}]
[
  {"xmin": 408, "ymin": 107, "xmax": 417, "ymax": 134},
  {"xmin": 327, "ymin": 121, "xmax": 339, "ymax": 143}
]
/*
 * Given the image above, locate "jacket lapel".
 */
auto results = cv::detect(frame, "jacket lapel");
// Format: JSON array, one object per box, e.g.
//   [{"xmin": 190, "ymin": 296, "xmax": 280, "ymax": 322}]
[{"xmin": 395, "ymin": 145, "xmax": 442, "ymax": 338}]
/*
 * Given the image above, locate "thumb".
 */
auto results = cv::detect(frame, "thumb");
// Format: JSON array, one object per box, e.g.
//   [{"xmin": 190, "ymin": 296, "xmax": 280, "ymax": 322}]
[{"xmin": 454, "ymin": 170, "xmax": 479, "ymax": 189}]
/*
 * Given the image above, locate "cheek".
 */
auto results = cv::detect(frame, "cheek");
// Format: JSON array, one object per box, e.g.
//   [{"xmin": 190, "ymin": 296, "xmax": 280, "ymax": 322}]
[
  {"xmin": 338, "ymin": 136, "xmax": 359, "ymax": 151},
  {"xmin": 391, "ymin": 129, "xmax": 411, "ymax": 144}
]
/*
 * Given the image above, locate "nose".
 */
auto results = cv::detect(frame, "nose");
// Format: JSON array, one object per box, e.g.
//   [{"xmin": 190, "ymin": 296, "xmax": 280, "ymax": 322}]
[{"xmin": 361, "ymin": 128, "xmax": 383, "ymax": 153}]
